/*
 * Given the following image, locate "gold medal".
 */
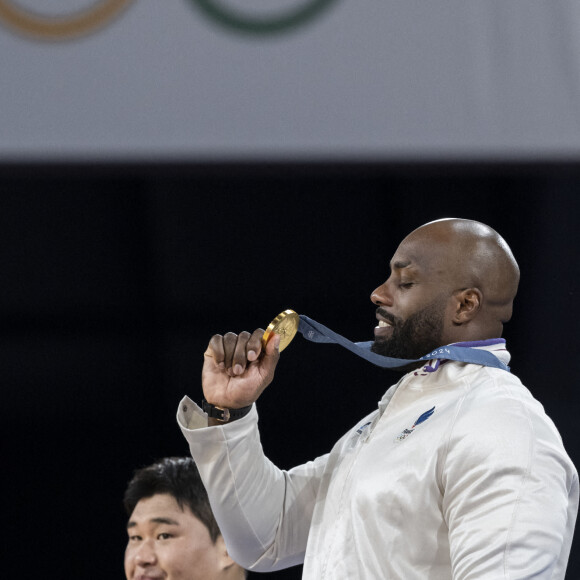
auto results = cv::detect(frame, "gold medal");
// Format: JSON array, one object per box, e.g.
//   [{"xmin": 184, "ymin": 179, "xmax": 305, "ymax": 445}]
[{"xmin": 262, "ymin": 309, "xmax": 299, "ymax": 352}]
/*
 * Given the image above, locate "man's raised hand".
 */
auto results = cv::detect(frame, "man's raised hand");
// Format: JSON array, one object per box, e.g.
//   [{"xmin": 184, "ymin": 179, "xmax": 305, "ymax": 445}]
[{"xmin": 202, "ymin": 328, "xmax": 281, "ymax": 410}]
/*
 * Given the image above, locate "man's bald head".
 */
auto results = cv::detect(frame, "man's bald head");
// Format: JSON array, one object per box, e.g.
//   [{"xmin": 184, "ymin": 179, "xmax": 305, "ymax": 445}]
[{"xmin": 399, "ymin": 218, "xmax": 519, "ymax": 340}]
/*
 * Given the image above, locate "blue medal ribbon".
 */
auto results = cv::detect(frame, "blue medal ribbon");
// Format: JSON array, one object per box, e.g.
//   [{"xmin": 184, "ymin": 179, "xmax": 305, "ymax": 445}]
[{"xmin": 297, "ymin": 315, "xmax": 510, "ymax": 372}]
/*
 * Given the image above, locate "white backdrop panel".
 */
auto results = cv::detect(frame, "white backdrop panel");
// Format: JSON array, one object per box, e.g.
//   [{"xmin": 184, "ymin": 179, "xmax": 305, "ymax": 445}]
[{"xmin": 1, "ymin": 0, "xmax": 580, "ymax": 161}]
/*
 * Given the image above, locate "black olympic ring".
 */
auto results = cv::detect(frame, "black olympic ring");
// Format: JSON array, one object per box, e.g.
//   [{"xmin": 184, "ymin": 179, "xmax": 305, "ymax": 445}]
[{"xmin": 186, "ymin": 0, "xmax": 341, "ymax": 35}]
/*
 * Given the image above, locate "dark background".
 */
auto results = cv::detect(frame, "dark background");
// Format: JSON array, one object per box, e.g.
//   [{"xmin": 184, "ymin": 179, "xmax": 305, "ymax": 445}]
[{"xmin": 2, "ymin": 161, "xmax": 579, "ymax": 578}]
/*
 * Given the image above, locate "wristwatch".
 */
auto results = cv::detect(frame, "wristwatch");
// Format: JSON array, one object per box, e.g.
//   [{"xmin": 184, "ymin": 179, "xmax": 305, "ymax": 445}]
[{"xmin": 202, "ymin": 399, "xmax": 252, "ymax": 423}]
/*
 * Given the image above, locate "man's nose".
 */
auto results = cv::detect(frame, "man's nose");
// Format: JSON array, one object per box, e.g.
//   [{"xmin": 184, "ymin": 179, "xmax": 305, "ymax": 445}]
[
  {"xmin": 370, "ymin": 282, "xmax": 393, "ymax": 307},
  {"xmin": 135, "ymin": 540, "xmax": 157, "ymax": 566}
]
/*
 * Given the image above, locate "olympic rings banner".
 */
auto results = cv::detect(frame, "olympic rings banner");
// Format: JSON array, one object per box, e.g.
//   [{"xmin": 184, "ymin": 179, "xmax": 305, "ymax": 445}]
[{"xmin": 1, "ymin": 0, "xmax": 580, "ymax": 161}]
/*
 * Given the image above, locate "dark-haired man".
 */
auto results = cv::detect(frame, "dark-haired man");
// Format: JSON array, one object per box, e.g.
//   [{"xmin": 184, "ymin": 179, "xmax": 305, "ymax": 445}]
[
  {"xmin": 124, "ymin": 457, "xmax": 246, "ymax": 580},
  {"xmin": 177, "ymin": 219, "xmax": 578, "ymax": 578}
]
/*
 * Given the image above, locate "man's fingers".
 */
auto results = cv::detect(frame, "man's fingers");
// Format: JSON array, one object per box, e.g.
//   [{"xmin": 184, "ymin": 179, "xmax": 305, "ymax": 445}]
[
  {"xmin": 264, "ymin": 332, "xmax": 281, "ymax": 355},
  {"xmin": 202, "ymin": 329, "xmax": 280, "ymax": 408},
  {"xmin": 207, "ymin": 335, "xmax": 226, "ymax": 369},
  {"xmin": 223, "ymin": 332, "xmax": 239, "ymax": 373},
  {"xmin": 205, "ymin": 328, "xmax": 276, "ymax": 378},
  {"xmin": 247, "ymin": 328, "xmax": 265, "ymax": 362},
  {"xmin": 232, "ymin": 331, "xmax": 252, "ymax": 375},
  {"xmin": 241, "ymin": 332, "xmax": 279, "ymax": 392}
]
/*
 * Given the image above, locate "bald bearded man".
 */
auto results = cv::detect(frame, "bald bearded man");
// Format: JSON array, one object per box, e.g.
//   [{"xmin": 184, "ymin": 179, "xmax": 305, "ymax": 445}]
[{"xmin": 177, "ymin": 219, "xmax": 578, "ymax": 579}]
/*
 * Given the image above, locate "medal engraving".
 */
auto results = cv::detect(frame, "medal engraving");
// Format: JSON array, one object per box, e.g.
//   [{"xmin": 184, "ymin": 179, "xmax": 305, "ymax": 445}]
[{"xmin": 262, "ymin": 309, "xmax": 299, "ymax": 352}]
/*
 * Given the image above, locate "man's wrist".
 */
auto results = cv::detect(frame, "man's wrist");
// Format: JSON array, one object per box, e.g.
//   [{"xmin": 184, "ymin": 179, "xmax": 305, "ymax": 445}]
[{"xmin": 202, "ymin": 399, "xmax": 252, "ymax": 425}]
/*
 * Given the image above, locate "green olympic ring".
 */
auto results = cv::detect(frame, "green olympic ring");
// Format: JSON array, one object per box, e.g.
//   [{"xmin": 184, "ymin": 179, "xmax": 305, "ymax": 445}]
[{"xmin": 186, "ymin": 0, "xmax": 340, "ymax": 35}]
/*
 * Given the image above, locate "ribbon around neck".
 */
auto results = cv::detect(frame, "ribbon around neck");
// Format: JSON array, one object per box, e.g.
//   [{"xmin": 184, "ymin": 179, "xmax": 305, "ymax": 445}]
[{"xmin": 297, "ymin": 315, "xmax": 510, "ymax": 372}]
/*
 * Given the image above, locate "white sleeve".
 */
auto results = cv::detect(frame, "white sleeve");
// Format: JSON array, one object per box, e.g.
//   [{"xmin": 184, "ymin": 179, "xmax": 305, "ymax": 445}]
[
  {"xmin": 176, "ymin": 396, "xmax": 328, "ymax": 572},
  {"xmin": 442, "ymin": 385, "xmax": 579, "ymax": 580}
]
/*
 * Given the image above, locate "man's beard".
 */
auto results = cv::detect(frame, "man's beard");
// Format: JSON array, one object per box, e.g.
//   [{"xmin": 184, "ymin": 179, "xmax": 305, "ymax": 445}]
[{"xmin": 371, "ymin": 298, "xmax": 446, "ymax": 360}]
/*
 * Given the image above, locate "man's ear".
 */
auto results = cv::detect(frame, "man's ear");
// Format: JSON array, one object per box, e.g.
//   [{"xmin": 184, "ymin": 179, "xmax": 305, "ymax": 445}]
[
  {"xmin": 215, "ymin": 535, "xmax": 237, "ymax": 571},
  {"xmin": 452, "ymin": 288, "xmax": 482, "ymax": 324}
]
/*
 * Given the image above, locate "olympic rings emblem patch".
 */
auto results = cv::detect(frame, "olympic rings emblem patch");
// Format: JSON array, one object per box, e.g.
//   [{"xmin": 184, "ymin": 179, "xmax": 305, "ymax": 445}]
[{"xmin": 0, "ymin": 0, "xmax": 340, "ymax": 41}]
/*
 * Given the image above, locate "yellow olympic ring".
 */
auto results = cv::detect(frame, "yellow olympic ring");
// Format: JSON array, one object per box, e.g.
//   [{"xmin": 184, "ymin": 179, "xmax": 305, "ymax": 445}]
[{"xmin": 0, "ymin": 0, "xmax": 134, "ymax": 41}]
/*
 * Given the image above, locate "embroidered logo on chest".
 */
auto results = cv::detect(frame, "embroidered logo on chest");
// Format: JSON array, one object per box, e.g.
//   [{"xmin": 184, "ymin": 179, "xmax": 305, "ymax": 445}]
[{"xmin": 395, "ymin": 406, "xmax": 435, "ymax": 442}]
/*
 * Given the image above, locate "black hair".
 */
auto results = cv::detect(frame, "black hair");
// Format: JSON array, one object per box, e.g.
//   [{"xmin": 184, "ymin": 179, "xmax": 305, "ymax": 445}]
[{"xmin": 123, "ymin": 457, "xmax": 221, "ymax": 543}]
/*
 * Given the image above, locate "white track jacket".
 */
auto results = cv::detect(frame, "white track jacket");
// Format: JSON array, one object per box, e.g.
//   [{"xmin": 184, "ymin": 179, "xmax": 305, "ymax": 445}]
[{"xmin": 177, "ymin": 342, "xmax": 578, "ymax": 579}]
